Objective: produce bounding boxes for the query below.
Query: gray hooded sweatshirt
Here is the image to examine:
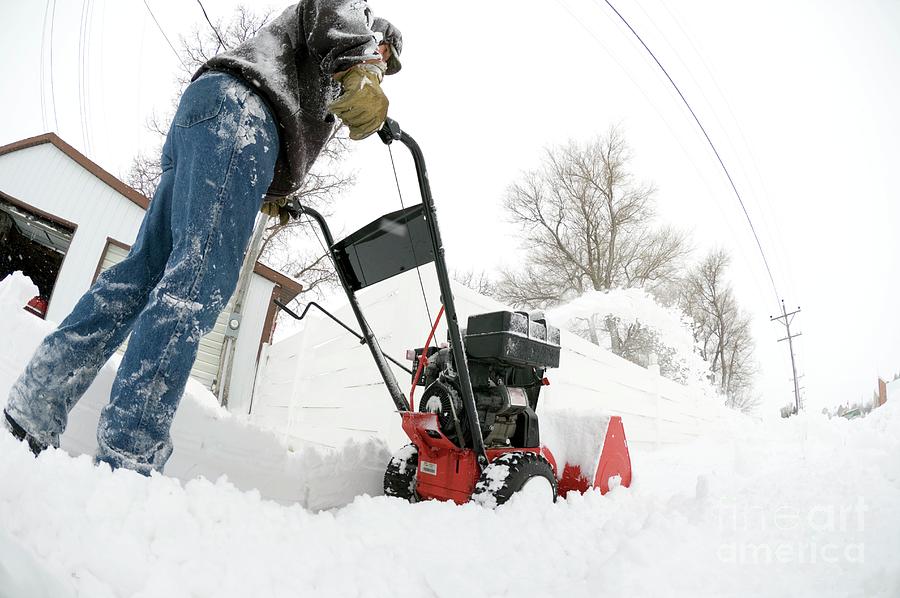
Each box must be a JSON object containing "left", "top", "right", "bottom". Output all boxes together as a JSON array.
[{"left": 194, "top": 0, "right": 380, "bottom": 197}]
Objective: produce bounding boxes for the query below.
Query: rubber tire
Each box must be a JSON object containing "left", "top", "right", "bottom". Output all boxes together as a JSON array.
[
  {"left": 383, "top": 443, "right": 419, "bottom": 502},
  {"left": 472, "top": 451, "right": 558, "bottom": 508}
]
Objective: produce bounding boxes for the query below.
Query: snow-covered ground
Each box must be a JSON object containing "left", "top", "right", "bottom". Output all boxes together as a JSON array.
[
  {"left": 0, "top": 273, "right": 391, "bottom": 511},
  {"left": 1, "top": 274, "right": 899, "bottom": 597}
]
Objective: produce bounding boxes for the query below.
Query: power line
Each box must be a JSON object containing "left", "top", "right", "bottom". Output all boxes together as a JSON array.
[
  {"left": 195, "top": 0, "right": 228, "bottom": 50},
  {"left": 654, "top": 0, "right": 798, "bottom": 301},
  {"left": 633, "top": 0, "right": 792, "bottom": 303},
  {"left": 84, "top": 0, "right": 97, "bottom": 156},
  {"left": 553, "top": 0, "right": 736, "bottom": 229},
  {"left": 39, "top": 0, "right": 50, "bottom": 132},
  {"left": 48, "top": 0, "right": 58, "bottom": 131},
  {"left": 634, "top": 0, "right": 759, "bottom": 198},
  {"left": 78, "top": 0, "right": 90, "bottom": 154},
  {"left": 632, "top": 0, "right": 769, "bottom": 220},
  {"left": 142, "top": 0, "right": 187, "bottom": 69},
  {"left": 77, "top": 0, "right": 99, "bottom": 156},
  {"left": 552, "top": 0, "right": 775, "bottom": 309},
  {"left": 96, "top": 0, "right": 108, "bottom": 158},
  {"left": 601, "top": 0, "right": 781, "bottom": 309}
]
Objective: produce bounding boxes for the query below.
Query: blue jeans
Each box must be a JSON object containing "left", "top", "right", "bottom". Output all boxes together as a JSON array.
[{"left": 5, "top": 71, "right": 279, "bottom": 474}]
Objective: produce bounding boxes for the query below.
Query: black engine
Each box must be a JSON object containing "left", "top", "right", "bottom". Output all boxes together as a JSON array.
[{"left": 411, "top": 311, "right": 560, "bottom": 449}]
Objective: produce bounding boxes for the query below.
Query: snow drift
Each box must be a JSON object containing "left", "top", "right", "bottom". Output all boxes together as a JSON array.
[
  {"left": 548, "top": 287, "right": 713, "bottom": 391},
  {"left": 0, "top": 272, "right": 391, "bottom": 511}
]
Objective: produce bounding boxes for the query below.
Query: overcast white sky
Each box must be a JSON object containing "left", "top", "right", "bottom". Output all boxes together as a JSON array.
[{"left": 1, "top": 0, "right": 898, "bottom": 414}]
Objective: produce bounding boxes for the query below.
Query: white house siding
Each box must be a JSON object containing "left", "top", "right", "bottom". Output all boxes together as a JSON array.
[
  {"left": 0, "top": 143, "right": 144, "bottom": 321},
  {"left": 194, "top": 300, "right": 236, "bottom": 390},
  {"left": 251, "top": 269, "right": 722, "bottom": 453},
  {"left": 888, "top": 378, "right": 900, "bottom": 403}
]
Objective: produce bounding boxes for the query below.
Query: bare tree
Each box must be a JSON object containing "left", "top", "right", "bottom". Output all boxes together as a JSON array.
[
  {"left": 125, "top": 149, "right": 165, "bottom": 199},
  {"left": 174, "top": 5, "right": 275, "bottom": 86},
  {"left": 124, "top": 111, "right": 171, "bottom": 198},
  {"left": 496, "top": 126, "right": 687, "bottom": 308},
  {"left": 452, "top": 269, "right": 499, "bottom": 297},
  {"left": 680, "top": 249, "right": 759, "bottom": 411},
  {"left": 125, "top": 6, "right": 276, "bottom": 198},
  {"left": 257, "top": 137, "right": 353, "bottom": 297},
  {"left": 124, "top": 5, "right": 349, "bottom": 313}
]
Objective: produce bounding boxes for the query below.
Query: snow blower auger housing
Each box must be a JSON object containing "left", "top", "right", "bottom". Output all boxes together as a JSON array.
[{"left": 289, "top": 118, "right": 631, "bottom": 507}]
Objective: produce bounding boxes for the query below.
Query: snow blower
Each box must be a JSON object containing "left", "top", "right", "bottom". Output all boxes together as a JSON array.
[{"left": 285, "top": 118, "right": 632, "bottom": 507}]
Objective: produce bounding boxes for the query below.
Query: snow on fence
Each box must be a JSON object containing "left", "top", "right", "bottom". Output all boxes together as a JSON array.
[{"left": 250, "top": 270, "right": 720, "bottom": 455}]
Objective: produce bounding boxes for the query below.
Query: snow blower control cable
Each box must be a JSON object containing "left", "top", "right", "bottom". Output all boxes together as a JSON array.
[
  {"left": 409, "top": 305, "right": 444, "bottom": 411},
  {"left": 387, "top": 144, "right": 435, "bottom": 330},
  {"left": 386, "top": 142, "right": 446, "bottom": 412}
]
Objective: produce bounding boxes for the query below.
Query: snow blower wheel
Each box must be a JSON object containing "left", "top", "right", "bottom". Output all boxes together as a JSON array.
[
  {"left": 383, "top": 444, "right": 419, "bottom": 502},
  {"left": 472, "top": 452, "right": 557, "bottom": 508}
]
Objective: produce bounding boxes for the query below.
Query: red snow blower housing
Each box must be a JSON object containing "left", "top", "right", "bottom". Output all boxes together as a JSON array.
[{"left": 285, "top": 119, "right": 631, "bottom": 507}]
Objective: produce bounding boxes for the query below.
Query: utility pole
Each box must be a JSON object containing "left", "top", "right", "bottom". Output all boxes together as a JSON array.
[{"left": 771, "top": 300, "right": 802, "bottom": 414}]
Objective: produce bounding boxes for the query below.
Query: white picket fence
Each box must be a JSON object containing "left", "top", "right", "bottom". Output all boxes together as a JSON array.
[{"left": 249, "top": 269, "right": 721, "bottom": 455}]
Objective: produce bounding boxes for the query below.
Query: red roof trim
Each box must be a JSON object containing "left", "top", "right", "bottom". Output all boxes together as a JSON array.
[{"left": 253, "top": 262, "right": 303, "bottom": 299}]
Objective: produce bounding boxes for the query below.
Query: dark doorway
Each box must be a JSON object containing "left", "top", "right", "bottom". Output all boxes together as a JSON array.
[{"left": 0, "top": 194, "right": 76, "bottom": 316}]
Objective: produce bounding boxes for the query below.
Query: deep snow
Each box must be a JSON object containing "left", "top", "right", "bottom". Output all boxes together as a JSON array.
[
  {"left": 0, "top": 272, "right": 391, "bottom": 511},
  {"left": 1, "top": 273, "right": 899, "bottom": 597}
]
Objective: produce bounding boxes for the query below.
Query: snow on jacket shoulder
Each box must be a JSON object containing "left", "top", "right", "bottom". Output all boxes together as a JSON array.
[{"left": 194, "top": 0, "right": 380, "bottom": 197}]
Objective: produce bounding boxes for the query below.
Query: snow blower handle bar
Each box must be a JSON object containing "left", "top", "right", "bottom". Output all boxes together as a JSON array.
[
  {"left": 377, "top": 118, "right": 490, "bottom": 465},
  {"left": 288, "top": 203, "right": 412, "bottom": 413},
  {"left": 272, "top": 299, "right": 413, "bottom": 376}
]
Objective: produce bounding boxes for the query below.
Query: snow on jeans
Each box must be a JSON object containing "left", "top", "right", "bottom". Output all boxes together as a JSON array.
[{"left": 5, "top": 71, "right": 279, "bottom": 474}]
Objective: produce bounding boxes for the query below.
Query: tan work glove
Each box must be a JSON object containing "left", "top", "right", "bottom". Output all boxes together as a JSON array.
[
  {"left": 260, "top": 197, "right": 291, "bottom": 226},
  {"left": 328, "top": 62, "right": 389, "bottom": 140}
]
